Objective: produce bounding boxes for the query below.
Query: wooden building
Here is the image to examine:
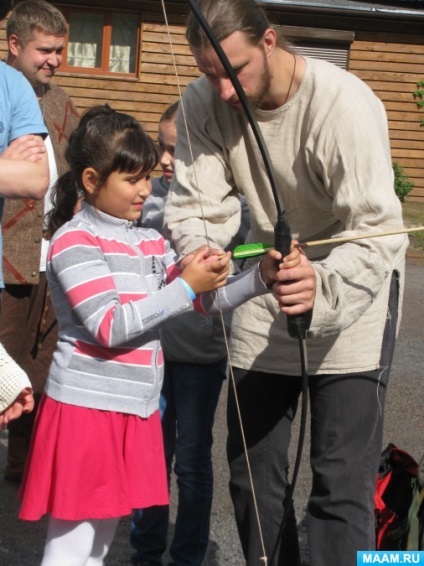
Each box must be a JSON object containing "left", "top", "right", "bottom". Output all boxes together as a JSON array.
[
  {"left": 263, "top": 0, "right": 424, "bottom": 200},
  {"left": 1, "top": 0, "right": 423, "bottom": 199}
]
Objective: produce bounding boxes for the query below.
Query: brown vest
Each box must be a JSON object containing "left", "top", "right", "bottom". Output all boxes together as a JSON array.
[{"left": 2, "top": 83, "right": 79, "bottom": 284}]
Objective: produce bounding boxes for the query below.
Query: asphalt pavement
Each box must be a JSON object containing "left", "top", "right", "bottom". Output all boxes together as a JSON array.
[{"left": 0, "top": 258, "right": 423, "bottom": 566}]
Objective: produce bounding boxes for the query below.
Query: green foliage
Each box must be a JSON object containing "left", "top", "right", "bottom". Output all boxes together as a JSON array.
[
  {"left": 402, "top": 200, "right": 424, "bottom": 255},
  {"left": 393, "top": 162, "right": 414, "bottom": 202},
  {"left": 413, "top": 80, "right": 424, "bottom": 127}
]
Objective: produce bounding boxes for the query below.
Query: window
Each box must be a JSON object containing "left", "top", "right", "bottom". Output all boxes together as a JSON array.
[
  {"left": 61, "top": 9, "right": 141, "bottom": 76},
  {"left": 278, "top": 26, "right": 355, "bottom": 69}
]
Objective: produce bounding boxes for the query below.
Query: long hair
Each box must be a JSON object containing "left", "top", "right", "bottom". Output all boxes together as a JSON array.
[
  {"left": 47, "top": 104, "right": 159, "bottom": 236},
  {"left": 186, "top": 0, "right": 288, "bottom": 49}
]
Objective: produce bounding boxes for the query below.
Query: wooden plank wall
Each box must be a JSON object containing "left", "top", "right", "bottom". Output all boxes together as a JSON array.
[
  {"left": 1, "top": 2, "right": 423, "bottom": 200},
  {"left": 0, "top": 1, "right": 198, "bottom": 141},
  {"left": 54, "top": 1, "right": 199, "bottom": 141},
  {"left": 349, "top": 32, "right": 424, "bottom": 202}
]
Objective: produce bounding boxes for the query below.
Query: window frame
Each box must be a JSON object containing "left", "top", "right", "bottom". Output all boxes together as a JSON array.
[
  {"left": 59, "top": 7, "right": 142, "bottom": 78},
  {"left": 278, "top": 25, "right": 355, "bottom": 69}
]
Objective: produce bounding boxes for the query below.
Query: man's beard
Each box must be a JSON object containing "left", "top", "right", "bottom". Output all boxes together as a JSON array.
[
  {"left": 229, "top": 52, "right": 271, "bottom": 111},
  {"left": 248, "top": 54, "right": 271, "bottom": 110}
]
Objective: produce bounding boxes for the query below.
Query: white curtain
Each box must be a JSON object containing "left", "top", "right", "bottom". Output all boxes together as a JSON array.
[
  {"left": 108, "top": 13, "right": 138, "bottom": 73},
  {"left": 67, "top": 13, "right": 102, "bottom": 69},
  {"left": 67, "top": 11, "right": 139, "bottom": 74}
]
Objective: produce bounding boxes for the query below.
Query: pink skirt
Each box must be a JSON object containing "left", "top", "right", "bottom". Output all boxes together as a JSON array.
[{"left": 19, "top": 395, "right": 169, "bottom": 521}]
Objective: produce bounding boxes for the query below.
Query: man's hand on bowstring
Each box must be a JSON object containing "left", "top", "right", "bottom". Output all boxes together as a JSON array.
[
  {"left": 272, "top": 246, "right": 316, "bottom": 316},
  {"left": 180, "top": 245, "right": 231, "bottom": 294}
]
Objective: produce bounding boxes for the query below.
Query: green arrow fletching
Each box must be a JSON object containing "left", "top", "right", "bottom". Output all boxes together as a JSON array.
[{"left": 233, "top": 243, "right": 273, "bottom": 259}]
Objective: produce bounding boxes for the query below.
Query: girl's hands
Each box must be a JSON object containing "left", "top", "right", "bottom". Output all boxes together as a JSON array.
[
  {"left": 181, "top": 245, "right": 231, "bottom": 294},
  {"left": 0, "top": 388, "right": 34, "bottom": 429}
]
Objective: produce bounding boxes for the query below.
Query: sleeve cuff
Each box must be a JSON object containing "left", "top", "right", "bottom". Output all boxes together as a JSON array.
[{"left": 178, "top": 277, "right": 196, "bottom": 300}]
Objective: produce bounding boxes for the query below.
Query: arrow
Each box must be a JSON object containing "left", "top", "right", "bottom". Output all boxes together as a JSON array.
[{"left": 233, "top": 226, "right": 424, "bottom": 259}]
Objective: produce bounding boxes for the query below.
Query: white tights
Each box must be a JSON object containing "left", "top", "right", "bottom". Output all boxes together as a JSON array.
[{"left": 41, "top": 516, "right": 120, "bottom": 566}]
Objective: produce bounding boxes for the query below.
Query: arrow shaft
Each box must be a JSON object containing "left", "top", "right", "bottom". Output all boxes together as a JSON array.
[{"left": 297, "top": 226, "right": 424, "bottom": 248}]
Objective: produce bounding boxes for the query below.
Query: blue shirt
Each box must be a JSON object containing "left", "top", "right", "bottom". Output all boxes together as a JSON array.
[{"left": 0, "top": 62, "right": 48, "bottom": 286}]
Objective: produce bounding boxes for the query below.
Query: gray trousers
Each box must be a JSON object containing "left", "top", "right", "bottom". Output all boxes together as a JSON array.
[{"left": 227, "top": 273, "right": 399, "bottom": 566}]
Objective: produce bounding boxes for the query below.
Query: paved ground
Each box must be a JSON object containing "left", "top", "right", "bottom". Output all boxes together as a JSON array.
[{"left": 0, "top": 257, "right": 423, "bottom": 565}]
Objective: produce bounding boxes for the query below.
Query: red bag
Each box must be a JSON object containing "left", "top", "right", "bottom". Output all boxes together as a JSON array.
[{"left": 375, "top": 443, "right": 419, "bottom": 550}]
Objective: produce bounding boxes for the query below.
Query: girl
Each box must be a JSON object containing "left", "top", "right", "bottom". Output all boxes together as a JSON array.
[{"left": 18, "top": 105, "right": 297, "bottom": 566}]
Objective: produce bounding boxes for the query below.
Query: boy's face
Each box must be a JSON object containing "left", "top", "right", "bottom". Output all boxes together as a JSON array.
[
  {"left": 158, "top": 119, "right": 177, "bottom": 184},
  {"left": 8, "top": 29, "right": 65, "bottom": 92}
]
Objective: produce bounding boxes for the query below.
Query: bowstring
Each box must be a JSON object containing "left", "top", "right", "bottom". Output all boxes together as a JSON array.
[{"left": 160, "top": 2, "right": 268, "bottom": 563}]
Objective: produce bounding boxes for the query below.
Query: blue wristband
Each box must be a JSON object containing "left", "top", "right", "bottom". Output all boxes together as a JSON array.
[{"left": 179, "top": 277, "right": 196, "bottom": 300}]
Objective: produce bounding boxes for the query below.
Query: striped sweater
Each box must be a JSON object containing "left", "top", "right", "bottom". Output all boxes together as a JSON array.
[{"left": 45, "top": 202, "right": 268, "bottom": 418}]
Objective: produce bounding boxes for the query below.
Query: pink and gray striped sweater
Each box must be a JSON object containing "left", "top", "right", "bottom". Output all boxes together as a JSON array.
[{"left": 45, "top": 202, "right": 269, "bottom": 418}]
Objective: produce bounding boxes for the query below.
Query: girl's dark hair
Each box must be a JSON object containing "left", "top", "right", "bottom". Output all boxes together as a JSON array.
[{"left": 47, "top": 104, "right": 159, "bottom": 236}]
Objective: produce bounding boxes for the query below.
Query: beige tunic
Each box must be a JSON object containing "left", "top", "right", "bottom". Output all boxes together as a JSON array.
[{"left": 165, "top": 57, "right": 408, "bottom": 375}]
